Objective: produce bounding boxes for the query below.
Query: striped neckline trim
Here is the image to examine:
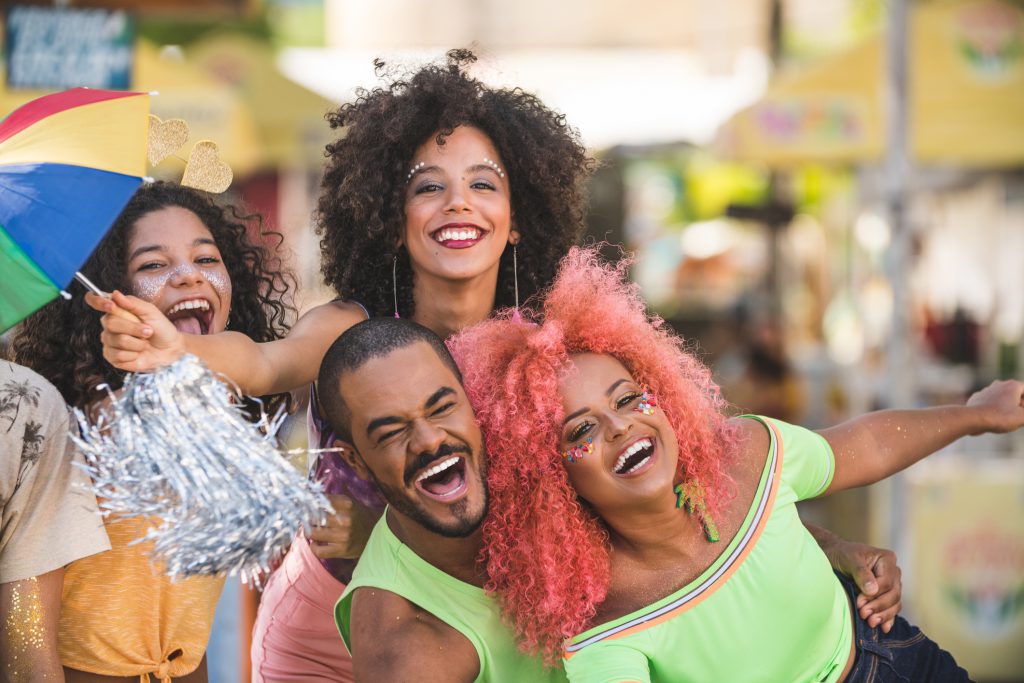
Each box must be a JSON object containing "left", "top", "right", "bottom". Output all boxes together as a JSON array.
[{"left": 565, "top": 419, "right": 783, "bottom": 655}]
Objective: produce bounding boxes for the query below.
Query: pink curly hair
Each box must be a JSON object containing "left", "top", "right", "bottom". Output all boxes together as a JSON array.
[{"left": 448, "top": 246, "right": 739, "bottom": 665}]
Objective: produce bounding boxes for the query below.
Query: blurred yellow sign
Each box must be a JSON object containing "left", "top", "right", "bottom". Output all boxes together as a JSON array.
[
  {"left": 718, "top": 0, "right": 1024, "bottom": 167},
  {"left": 134, "top": 40, "right": 261, "bottom": 177},
  {"left": 189, "top": 34, "right": 336, "bottom": 169},
  {"left": 907, "top": 458, "right": 1024, "bottom": 681}
]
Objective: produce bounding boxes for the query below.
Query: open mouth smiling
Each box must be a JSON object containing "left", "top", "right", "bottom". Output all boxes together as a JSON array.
[
  {"left": 431, "top": 224, "right": 487, "bottom": 249},
  {"left": 414, "top": 455, "right": 469, "bottom": 501},
  {"left": 612, "top": 437, "right": 656, "bottom": 476},
  {"left": 166, "top": 298, "right": 215, "bottom": 335}
]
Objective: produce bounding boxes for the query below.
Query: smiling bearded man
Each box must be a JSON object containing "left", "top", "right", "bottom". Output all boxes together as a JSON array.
[{"left": 317, "top": 317, "right": 564, "bottom": 683}]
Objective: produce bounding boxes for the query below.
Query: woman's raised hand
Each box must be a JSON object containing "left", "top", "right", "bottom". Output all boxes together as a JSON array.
[
  {"left": 85, "top": 291, "right": 187, "bottom": 372},
  {"left": 965, "top": 379, "right": 1024, "bottom": 434}
]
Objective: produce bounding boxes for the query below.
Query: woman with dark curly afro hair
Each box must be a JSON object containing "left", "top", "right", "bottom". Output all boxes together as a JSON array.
[
  {"left": 12, "top": 180, "right": 294, "bottom": 683},
  {"left": 91, "top": 49, "right": 590, "bottom": 384},
  {"left": 87, "top": 49, "right": 593, "bottom": 682}
]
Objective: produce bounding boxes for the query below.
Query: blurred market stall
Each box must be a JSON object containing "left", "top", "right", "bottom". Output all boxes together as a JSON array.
[{"left": 710, "top": 3, "right": 1024, "bottom": 677}]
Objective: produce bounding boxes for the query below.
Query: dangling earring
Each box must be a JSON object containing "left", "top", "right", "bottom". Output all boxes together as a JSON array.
[
  {"left": 508, "top": 243, "right": 523, "bottom": 322},
  {"left": 392, "top": 255, "right": 400, "bottom": 318},
  {"left": 512, "top": 244, "right": 520, "bottom": 312}
]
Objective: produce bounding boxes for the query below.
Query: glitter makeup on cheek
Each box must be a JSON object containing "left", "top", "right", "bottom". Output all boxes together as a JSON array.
[
  {"left": 3, "top": 577, "right": 56, "bottom": 682},
  {"left": 131, "top": 270, "right": 171, "bottom": 302},
  {"left": 132, "top": 262, "right": 228, "bottom": 304},
  {"left": 201, "top": 268, "right": 230, "bottom": 296},
  {"left": 562, "top": 436, "right": 594, "bottom": 463},
  {"left": 635, "top": 386, "right": 658, "bottom": 415}
]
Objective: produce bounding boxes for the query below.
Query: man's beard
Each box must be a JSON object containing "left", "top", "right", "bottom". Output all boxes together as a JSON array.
[{"left": 370, "top": 439, "right": 489, "bottom": 538}]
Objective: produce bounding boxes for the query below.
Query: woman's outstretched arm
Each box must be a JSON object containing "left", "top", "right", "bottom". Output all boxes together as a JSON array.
[
  {"left": 819, "top": 379, "right": 1024, "bottom": 494},
  {"left": 87, "top": 291, "right": 367, "bottom": 396}
]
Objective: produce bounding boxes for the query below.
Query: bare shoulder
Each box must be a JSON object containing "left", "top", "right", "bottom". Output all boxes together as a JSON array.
[
  {"left": 290, "top": 300, "right": 368, "bottom": 342},
  {"left": 306, "top": 299, "right": 369, "bottom": 327},
  {"left": 350, "top": 587, "right": 480, "bottom": 683},
  {"left": 327, "top": 299, "right": 372, "bottom": 322},
  {"left": 726, "top": 416, "right": 772, "bottom": 482}
]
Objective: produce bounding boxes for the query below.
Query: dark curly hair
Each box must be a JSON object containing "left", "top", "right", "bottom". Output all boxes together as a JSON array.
[
  {"left": 317, "top": 48, "right": 594, "bottom": 318},
  {"left": 12, "top": 181, "right": 295, "bottom": 421}
]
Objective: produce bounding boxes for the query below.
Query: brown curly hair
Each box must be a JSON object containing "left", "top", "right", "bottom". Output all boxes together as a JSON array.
[
  {"left": 11, "top": 181, "right": 295, "bottom": 421},
  {"left": 316, "top": 48, "right": 594, "bottom": 318}
]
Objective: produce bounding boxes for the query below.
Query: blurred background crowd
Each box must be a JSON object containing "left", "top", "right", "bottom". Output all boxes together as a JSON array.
[{"left": 2, "top": 0, "right": 1022, "bottom": 680}]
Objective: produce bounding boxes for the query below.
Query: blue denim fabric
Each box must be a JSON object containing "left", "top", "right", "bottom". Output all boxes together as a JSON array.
[{"left": 836, "top": 571, "right": 974, "bottom": 683}]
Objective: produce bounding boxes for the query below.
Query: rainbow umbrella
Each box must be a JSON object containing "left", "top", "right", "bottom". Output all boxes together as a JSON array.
[{"left": 0, "top": 88, "right": 149, "bottom": 332}]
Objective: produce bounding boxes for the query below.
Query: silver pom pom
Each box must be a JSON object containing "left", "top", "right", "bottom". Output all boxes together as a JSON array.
[{"left": 72, "top": 355, "right": 332, "bottom": 584}]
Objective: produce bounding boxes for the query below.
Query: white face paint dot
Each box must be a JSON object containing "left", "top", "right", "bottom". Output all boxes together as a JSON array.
[
  {"left": 406, "top": 161, "right": 426, "bottom": 182},
  {"left": 482, "top": 157, "right": 505, "bottom": 178}
]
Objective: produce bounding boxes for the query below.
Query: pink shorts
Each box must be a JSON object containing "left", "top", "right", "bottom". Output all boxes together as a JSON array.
[{"left": 251, "top": 535, "right": 354, "bottom": 682}]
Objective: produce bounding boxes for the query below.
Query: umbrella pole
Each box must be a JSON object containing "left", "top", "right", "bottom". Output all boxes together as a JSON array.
[{"left": 874, "top": 0, "right": 912, "bottom": 557}]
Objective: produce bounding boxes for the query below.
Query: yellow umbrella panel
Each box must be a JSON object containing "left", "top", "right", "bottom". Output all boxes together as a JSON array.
[{"left": 1, "top": 40, "right": 262, "bottom": 178}]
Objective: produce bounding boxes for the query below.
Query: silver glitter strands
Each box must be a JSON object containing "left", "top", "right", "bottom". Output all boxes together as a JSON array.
[{"left": 72, "top": 355, "right": 332, "bottom": 584}]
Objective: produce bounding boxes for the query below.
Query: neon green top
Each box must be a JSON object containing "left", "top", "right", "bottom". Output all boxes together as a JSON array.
[
  {"left": 336, "top": 513, "right": 567, "bottom": 683},
  {"left": 563, "top": 416, "right": 851, "bottom": 683}
]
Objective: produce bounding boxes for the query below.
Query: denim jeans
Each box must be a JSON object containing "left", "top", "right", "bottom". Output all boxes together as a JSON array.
[{"left": 836, "top": 572, "right": 974, "bottom": 683}]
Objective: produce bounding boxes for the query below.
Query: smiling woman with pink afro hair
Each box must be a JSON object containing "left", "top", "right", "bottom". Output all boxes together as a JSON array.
[{"left": 448, "top": 246, "right": 739, "bottom": 665}]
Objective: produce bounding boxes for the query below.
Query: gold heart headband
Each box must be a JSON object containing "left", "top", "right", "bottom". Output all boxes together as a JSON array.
[{"left": 147, "top": 114, "right": 233, "bottom": 194}]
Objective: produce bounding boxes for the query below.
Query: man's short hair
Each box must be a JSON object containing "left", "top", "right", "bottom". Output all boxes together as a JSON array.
[{"left": 318, "top": 318, "right": 463, "bottom": 443}]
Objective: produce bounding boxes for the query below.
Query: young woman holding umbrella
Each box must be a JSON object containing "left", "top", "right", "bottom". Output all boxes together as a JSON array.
[{"left": 13, "top": 180, "right": 294, "bottom": 683}]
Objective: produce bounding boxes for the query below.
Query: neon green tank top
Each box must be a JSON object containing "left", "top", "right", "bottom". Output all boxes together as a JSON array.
[
  {"left": 563, "top": 416, "right": 851, "bottom": 683},
  {"left": 336, "top": 513, "right": 567, "bottom": 683}
]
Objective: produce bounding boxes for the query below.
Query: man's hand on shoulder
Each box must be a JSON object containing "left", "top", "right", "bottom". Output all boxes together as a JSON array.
[{"left": 350, "top": 587, "right": 480, "bottom": 683}]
